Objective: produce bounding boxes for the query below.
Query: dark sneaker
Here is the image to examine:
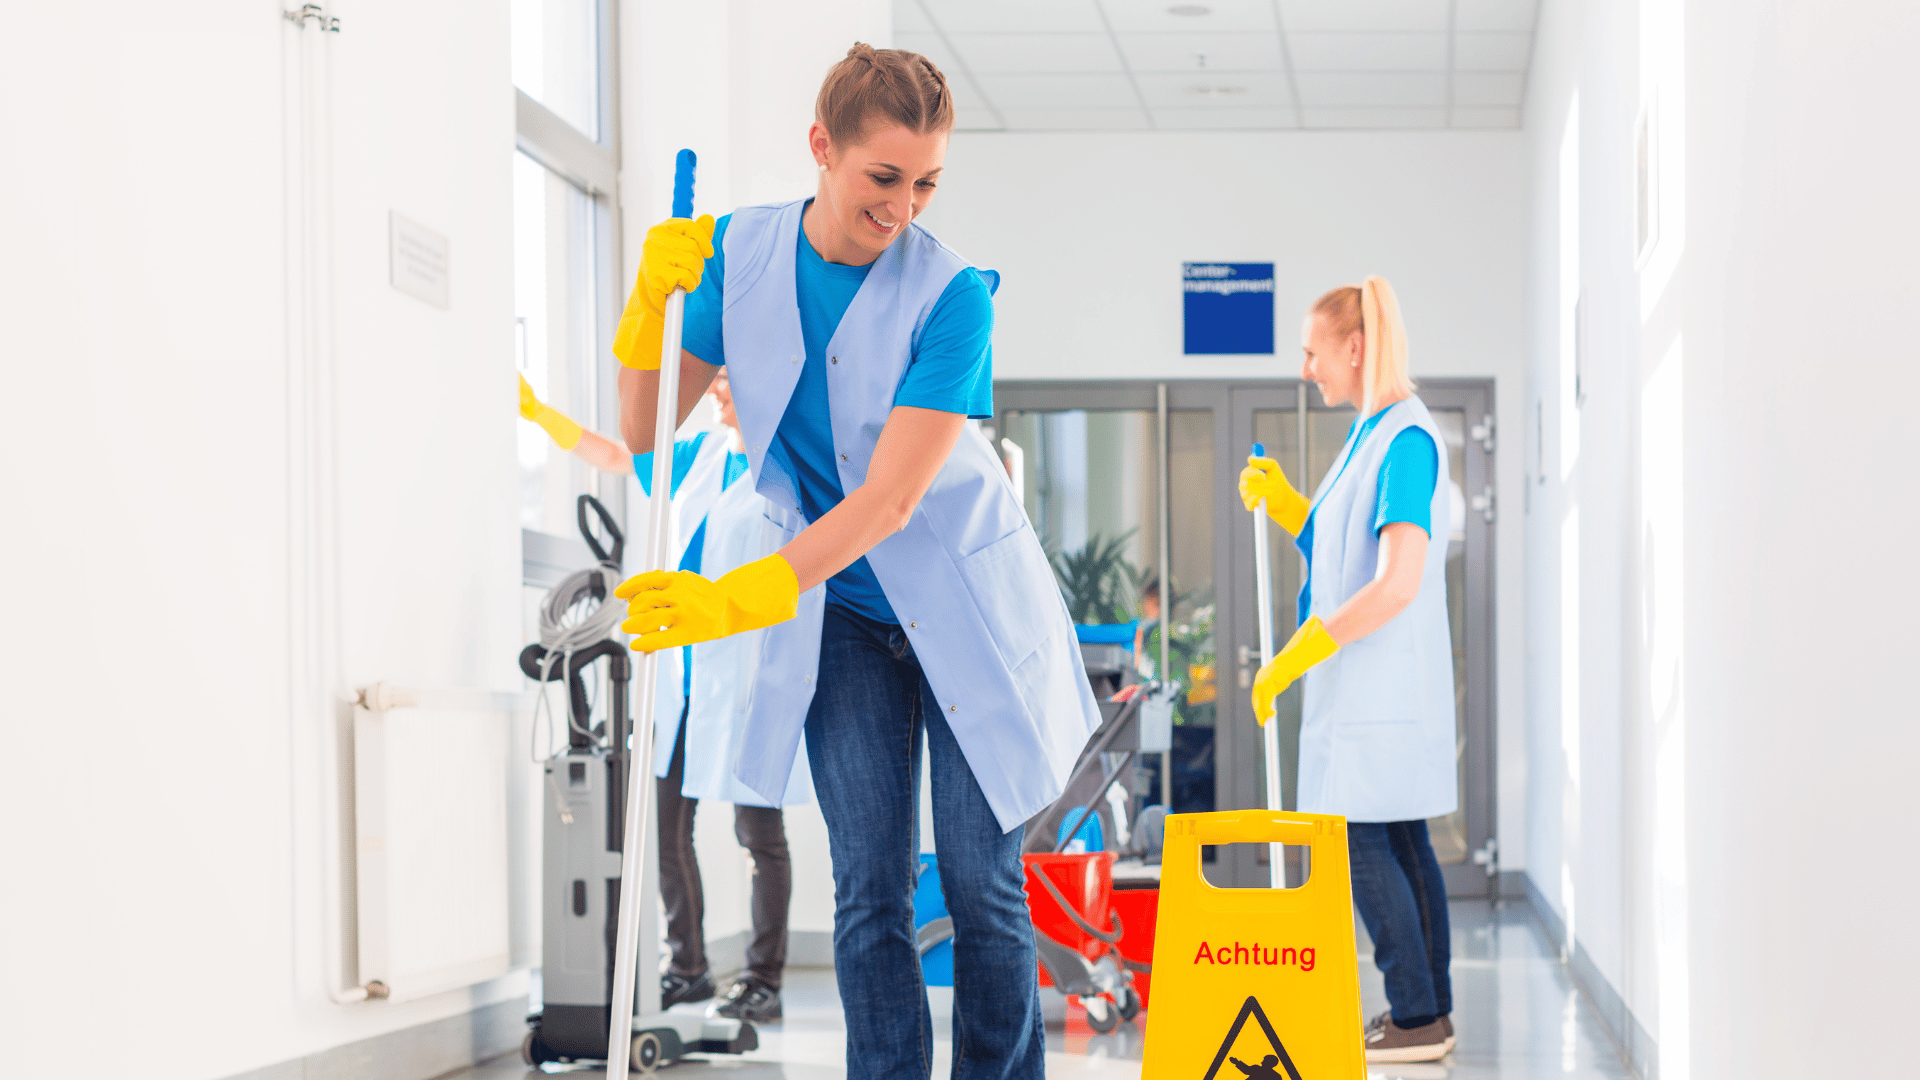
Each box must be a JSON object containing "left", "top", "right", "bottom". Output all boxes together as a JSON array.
[
  {"left": 661, "top": 969, "right": 714, "bottom": 1009},
  {"left": 1364, "top": 1014, "right": 1451, "bottom": 1062},
  {"left": 712, "top": 975, "right": 782, "bottom": 1023}
]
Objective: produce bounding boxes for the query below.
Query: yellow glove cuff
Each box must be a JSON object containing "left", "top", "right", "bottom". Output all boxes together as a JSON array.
[
  {"left": 1265, "top": 487, "right": 1311, "bottom": 536},
  {"left": 519, "top": 374, "right": 585, "bottom": 449},
  {"left": 611, "top": 305, "right": 665, "bottom": 370},
  {"left": 1251, "top": 616, "right": 1340, "bottom": 726},
  {"left": 531, "top": 403, "right": 584, "bottom": 450},
  {"left": 714, "top": 554, "right": 800, "bottom": 637}
]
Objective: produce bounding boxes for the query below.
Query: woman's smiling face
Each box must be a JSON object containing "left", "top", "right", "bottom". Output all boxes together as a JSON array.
[{"left": 808, "top": 120, "right": 947, "bottom": 265}]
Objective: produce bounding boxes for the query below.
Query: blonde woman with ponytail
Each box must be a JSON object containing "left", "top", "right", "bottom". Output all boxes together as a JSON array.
[{"left": 1239, "top": 276, "right": 1459, "bottom": 1063}]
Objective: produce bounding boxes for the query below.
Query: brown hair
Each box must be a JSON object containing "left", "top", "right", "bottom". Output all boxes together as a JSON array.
[
  {"left": 1310, "top": 276, "right": 1413, "bottom": 411},
  {"left": 815, "top": 42, "right": 954, "bottom": 146}
]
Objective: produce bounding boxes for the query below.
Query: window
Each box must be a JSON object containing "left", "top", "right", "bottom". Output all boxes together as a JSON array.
[{"left": 511, "top": 0, "right": 622, "bottom": 581}]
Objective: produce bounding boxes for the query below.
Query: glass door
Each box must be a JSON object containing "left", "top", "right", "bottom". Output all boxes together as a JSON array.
[{"left": 994, "top": 380, "right": 1495, "bottom": 896}]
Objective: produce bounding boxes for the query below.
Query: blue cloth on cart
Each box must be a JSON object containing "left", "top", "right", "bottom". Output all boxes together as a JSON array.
[
  {"left": 1055, "top": 807, "right": 1106, "bottom": 853},
  {"left": 1074, "top": 621, "right": 1138, "bottom": 646}
]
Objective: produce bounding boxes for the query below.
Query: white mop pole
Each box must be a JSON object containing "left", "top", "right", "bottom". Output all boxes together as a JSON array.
[
  {"left": 606, "top": 149, "right": 697, "bottom": 1076},
  {"left": 1251, "top": 442, "right": 1284, "bottom": 887}
]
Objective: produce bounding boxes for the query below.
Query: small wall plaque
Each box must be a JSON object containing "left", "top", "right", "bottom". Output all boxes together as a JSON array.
[{"left": 390, "top": 212, "right": 449, "bottom": 309}]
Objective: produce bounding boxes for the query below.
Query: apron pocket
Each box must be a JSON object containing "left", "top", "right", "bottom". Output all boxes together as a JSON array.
[{"left": 955, "top": 526, "right": 1057, "bottom": 670}]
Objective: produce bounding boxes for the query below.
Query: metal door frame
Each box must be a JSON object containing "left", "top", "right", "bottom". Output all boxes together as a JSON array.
[{"left": 993, "top": 378, "right": 1496, "bottom": 896}]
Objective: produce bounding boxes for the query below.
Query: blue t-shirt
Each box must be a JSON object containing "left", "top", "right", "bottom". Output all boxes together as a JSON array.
[
  {"left": 679, "top": 207, "right": 995, "bottom": 624},
  {"left": 1294, "top": 409, "right": 1439, "bottom": 624},
  {"left": 635, "top": 431, "right": 751, "bottom": 692}
]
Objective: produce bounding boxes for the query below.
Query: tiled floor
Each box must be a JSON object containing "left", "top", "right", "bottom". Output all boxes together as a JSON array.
[{"left": 453, "top": 901, "right": 1632, "bottom": 1080}]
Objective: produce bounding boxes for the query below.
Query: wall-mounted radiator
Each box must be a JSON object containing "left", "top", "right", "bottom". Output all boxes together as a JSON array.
[{"left": 352, "top": 684, "right": 514, "bottom": 1002}]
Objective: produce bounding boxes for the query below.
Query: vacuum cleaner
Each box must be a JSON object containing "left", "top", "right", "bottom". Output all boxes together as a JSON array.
[{"left": 517, "top": 494, "right": 757, "bottom": 1072}]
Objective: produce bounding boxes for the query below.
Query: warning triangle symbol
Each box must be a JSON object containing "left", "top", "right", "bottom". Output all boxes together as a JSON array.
[{"left": 1200, "top": 996, "right": 1304, "bottom": 1080}]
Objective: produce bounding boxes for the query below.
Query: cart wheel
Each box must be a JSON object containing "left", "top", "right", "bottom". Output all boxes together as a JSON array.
[
  {"left": 1117, "top": 986, "right": 1141, "bottom": 1022},
  {"left": 1084, "top": 995, "right": 1121, "bottom": 1034},
  {"left": 630, "top": 1031, "right": 664, "bottom": 1074},
  {"left": 521, "top": 1031, "right": 556, "bottom": 1066}
]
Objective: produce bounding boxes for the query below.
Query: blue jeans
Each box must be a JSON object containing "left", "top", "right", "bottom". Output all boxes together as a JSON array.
[
  {"left": 804, "top": 604, "right": 1046, "bottom": 1080},
  {"left": 1348, "top": 820, "right": 1452, "bottom": 1026}
]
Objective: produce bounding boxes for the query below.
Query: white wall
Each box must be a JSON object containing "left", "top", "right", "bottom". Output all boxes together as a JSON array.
[
  {"left": 1522, "top": 1, "right": 1920, "bottom": 1076},
  {"left": 928, "top": 129, "right": 1534, "bottom": 864},
  {"left": 0, "top": 2, "right": 526, "bottom": 1078}
]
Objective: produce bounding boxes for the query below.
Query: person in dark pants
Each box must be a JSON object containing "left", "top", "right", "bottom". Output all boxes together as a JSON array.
[
  {"left": 657, "top": 704, "right": 793, "bottom": 1019},
  {"left": 1242, "top": 277, "right": 1459, "bottom": 1062},
  {"left": 524, "top": 370, "right": 807, "bottom": 1021}
]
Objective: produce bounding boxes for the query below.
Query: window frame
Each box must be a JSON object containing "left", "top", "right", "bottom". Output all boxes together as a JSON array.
[{"left": 514, "top": 0, "right": 625, "bottom": 586}]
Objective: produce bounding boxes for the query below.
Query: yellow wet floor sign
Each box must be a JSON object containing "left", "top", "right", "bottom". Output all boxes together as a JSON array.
[{"left": 1140, "top": 810, "right": 1365, "bottom": 1079}]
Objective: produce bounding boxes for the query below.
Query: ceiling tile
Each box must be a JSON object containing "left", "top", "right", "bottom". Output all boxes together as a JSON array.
[
  {"left": 1452, "top": 71, "right": 1524, "bottom": 106},
  {"left": 1294, "top": 71, "right": 1445, "bottom": 106},
  {"left": 894, "top": 33, "right": 993, "bottom": 112},
  {"left": 920, "top": 0, "right": 1106, "bottom": 34},
  {"left": 948, "top": 33, "right": 1124, "bottom": 74},
  {"left": 997, "top": 107, "right": 1152, "bottom": 131},
  {"left": 1450, "top": 105, "right": 1522, "bottom": 128},
  {"left": 893, "top": 0, "right": 934, "bottom": 35},
  {"left": 1454, "top": 31, "right": 1532, "bottom": 71},
  {"left": 1133, "top": 71, "right": 1293, "bottom": 108},
  {"left": 1455, "top": 0, "right": 1538, "bottom": 32},
  {"left": 1098, "top": 0, "right": 1278, "bottom": 33},
  {"left": 1288, "top": 32, "right": 1447, "bottom": 71},
  {"left": 970, "top": 72, "right": 1142, "bottom": 109},
  {"left": 954, "top": 106, "right": 1007, "bottom": 131},
  {"left": 1300, "top": 105, "right": 1446, "bottom": 128},
  {"left": 894, "top": 32, "right": 965, "bottom": 76},
  {"left": 1279, "top": 0, "right": 1450, "bottom": 33},
  {"left": 1151, "top": 106, "right": 1299, "bottom": 129},
  {"left": 1114, "top": 32, "right": 1284, "bottom": 72}
]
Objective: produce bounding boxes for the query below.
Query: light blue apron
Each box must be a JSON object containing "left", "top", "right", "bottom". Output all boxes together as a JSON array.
[
  {"left": 1296, "top": 396, "right": 1458, "bottom": 823},
  {"left": 641, "top": 432, "right": 812, "bottom": 807},
  {"left": 717, "top": 198, "right": 1100, "bottom": 831}
]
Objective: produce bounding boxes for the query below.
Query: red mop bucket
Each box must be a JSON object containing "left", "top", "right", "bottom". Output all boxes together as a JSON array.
[{"left": 1024, "top": 851, "right": 1117, "bottom": 978}]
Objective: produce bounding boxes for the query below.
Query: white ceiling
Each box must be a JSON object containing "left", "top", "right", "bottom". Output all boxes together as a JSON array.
[{"left": 896, "top": 0, "right": 1538, "bottom": 132}]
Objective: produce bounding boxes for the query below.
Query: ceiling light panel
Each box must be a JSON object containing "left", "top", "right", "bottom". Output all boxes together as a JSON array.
[
  {"left": 1114, "top": 32, "right": 1285, "bottom": 72},
  {"left": 919, "top": 0, "right": 1106, "bottom": 34},
  {"left": 969, "top": 72, "right": 1142, "bottom": 110},
  {"left": 1293, "top": 71, "right": 1446, "bottom": 106},
  {"left": 1455, "top": 0, "right": 1539, "bottom": 31},
  {"left": 1131, "top": 71, "right": 1294, "bottom": 107},
  {"left": 1278, "top": 0, "right": 1450, "bottom": 33},
  {"left": 1097, "top": 0, "right": 1278, "bottom": 33},
  {"left": 1453, "top": 31, "right": 1533, "bottom": 71},
  {"left": 1287, "top": 32, "right": 1448, "bottom": 71},
  {"left": 947, "top": 33, "right": 1125, "bottom": 74}
]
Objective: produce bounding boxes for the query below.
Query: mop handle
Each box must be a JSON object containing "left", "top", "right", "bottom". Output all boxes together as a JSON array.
[
  {"left": 1250, "top": 442, "right": 1285, "bottom": 886},
  {"left": 607, "top": 149, "right": 697, "bottom": 1078}
]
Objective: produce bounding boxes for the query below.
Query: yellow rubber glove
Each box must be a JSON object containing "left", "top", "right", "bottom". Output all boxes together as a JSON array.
[
  {"left": 611, "top": 214, "right": 717, "bottom": 370},
  {"left": 518, "top": 374, "right": 584, "bottom": 450},
  {"left": 1250, "top": 616, "right": 1340, "bottom": 726},
  {"left": 1239, "top": 456, "right": 1311, "bottom": 536},
  {"left": 616, "top": 553, "right": 799, "bottom": 652}
]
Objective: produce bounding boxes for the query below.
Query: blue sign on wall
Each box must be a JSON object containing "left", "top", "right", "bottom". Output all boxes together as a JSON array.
[{"left": 1184, "top": 262, "right": 1275, "bottom": 354}]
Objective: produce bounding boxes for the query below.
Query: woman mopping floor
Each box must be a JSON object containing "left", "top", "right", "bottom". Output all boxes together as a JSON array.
[
  {"left": 611, "top": 44, "right": 1099, "bottom": 1080},
  {"left": 1242, "top": 277, "right": 1460, "bottom": 1063}
]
